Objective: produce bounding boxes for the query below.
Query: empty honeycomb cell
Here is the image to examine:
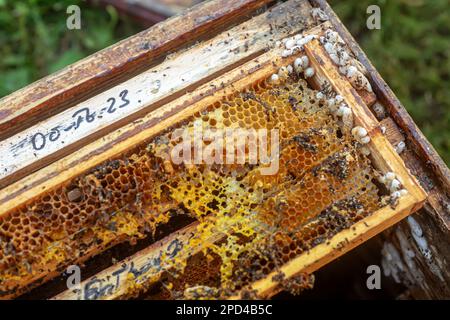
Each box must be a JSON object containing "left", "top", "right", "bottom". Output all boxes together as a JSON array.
[{"left": 0, "top": 69, "right": 385, "bottom": 299}]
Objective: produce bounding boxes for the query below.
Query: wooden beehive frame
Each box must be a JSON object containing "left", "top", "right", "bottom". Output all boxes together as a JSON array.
[
  {"left": 3, "top": 0, "right": 443, "bottom": 300},
  {"left": 49, "top": 24, "right": 426, "bottom": 300}
]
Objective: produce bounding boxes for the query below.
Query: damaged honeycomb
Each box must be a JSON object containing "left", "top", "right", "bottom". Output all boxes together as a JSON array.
[{"left": 0, "top": 70, "right": 384, "bottom": 299}]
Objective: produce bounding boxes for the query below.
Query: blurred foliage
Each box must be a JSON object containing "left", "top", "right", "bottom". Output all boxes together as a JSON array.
[
  {"left": 0, "top": 0, "right": 141, "bottom": 95},
  {"left": 0, "top": 0, "right": 448, "bottom": 164},
  {"left": 329, "top": 0, "right": 450, "bottom": 164}
]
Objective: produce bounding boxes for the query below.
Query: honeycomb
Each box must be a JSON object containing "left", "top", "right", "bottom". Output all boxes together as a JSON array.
[{"left": 0, "top": 68, "right": 384, "bottom": 299}]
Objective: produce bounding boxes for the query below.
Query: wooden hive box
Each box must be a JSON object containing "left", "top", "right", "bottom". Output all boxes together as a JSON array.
[{"left": 0, "top": 0, "right": 447, "bottom": 300}]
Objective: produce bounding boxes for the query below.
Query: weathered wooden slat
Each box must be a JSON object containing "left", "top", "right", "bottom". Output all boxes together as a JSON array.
[
  {"left": 0, "top": 0, "right": 274, "bottom": 139},
  {"left": 52, "top": 222, "right": 208, "bottom": 300},
  {"left": 0, "top": 0, "right": 314, "bottom": 189}
]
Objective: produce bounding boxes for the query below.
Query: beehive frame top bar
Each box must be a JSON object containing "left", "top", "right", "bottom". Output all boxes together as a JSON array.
[{"left": 0, "top": 0, "right": 274, "bottom": 137}]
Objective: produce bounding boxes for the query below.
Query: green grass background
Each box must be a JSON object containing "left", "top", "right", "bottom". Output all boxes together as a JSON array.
[{"left": 0, "top": 0, "right": 448, "bottom": 164}]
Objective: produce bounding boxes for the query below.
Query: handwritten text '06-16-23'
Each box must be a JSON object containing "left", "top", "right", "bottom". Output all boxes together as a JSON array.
[{"left": 29, "top": 89, "right": 130, "bottom": 151}]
